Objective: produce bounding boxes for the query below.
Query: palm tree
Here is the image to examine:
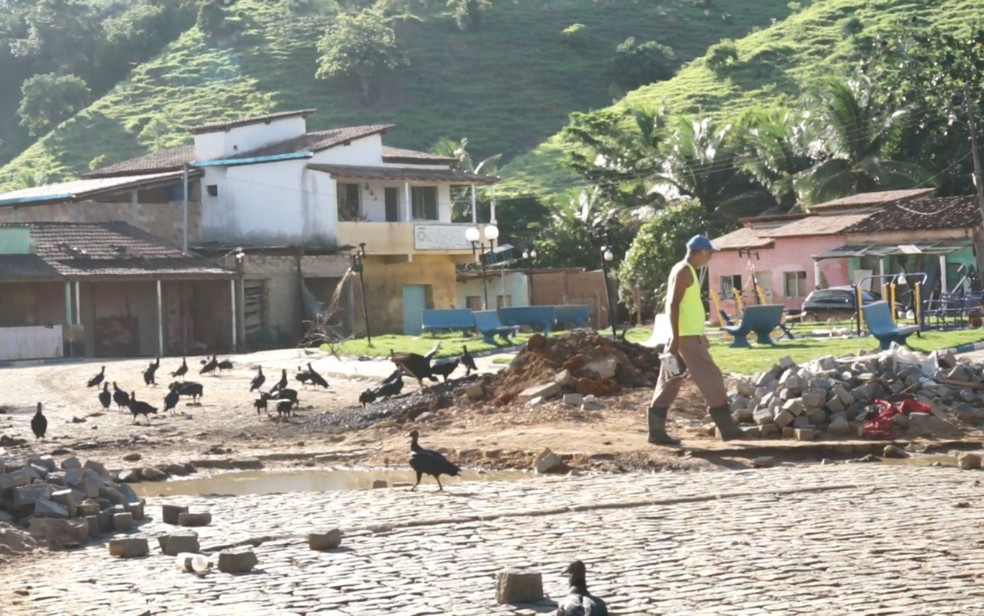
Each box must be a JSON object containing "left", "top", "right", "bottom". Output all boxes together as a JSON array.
[
  {"left": 735, "top": 106, "right": 816, "bottom": 212},
  {"left": 430, "top": 137, "right": 501, "bottom": 221},
  {"left": 797, "top": 76, "right": 929, "bottom": 205}
]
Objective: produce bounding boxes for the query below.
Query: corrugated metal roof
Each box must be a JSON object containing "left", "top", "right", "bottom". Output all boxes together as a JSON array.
[
  {"left": 762, "top": 213, "right": 873, "bottom": 237},
  {"left": 711, "top": 227, "right": 774, "bottom": 250},
  {"left": 307, "top": 163, "right": 499, "bottom": 185},
  {"left": 809, "top": 188, "right": 935, "bottom": 211},
  {"left": 844, "top": 195, "right": 981, "bottom": 233},
  {"left": 83, "top": 145, "right": 195, "bottom": 178},
  {"left": 189, "top": 108, "right": 317, "bottom": 135},
  {"left": 0, "top": 171, "right": 190, "bottom": 206},
  {"left": 0, "top": 254, "right": 62, "bottom": 280}
]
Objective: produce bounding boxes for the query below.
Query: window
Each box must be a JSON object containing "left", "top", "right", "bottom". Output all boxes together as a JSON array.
[
  {"left": 784, "top": 271, "right": 808, "bottom": 298},
  {"left": 721, "top": 274, "right": 742, "bottom": 299},
  {"left": 337, "top": 183, "right": 360, "bottom": 221},
  {"left": 465, "top": 295, "right": 482, "bottom": 310},
  {"left": 411, "top": 186, "right": 438, "bottom": 220},
  {"left": 496, "top": 295, "right": 512, "bottom": 309},
  {"left": 243, "top": 280, "right": 267, "bottom": 335}
]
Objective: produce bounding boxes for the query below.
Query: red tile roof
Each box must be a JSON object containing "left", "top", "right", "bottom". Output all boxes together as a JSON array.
[
  {"left": 844, "top": 195, "right": 982, "bottom": 233},
  {"left": 762, "top": 213, "right": 873, "bottom": 237},
  {"left": 710, "top": 227, "right": 774, "bottom": 250},
  {"left": 229, "top": 125, "right": 393, "bottom": 159},
  {"left": 188, "top": 109, "right": 317, "bottom": 135},
  {"left": 83, "top": 145, "right": 194, "bottom": 178},
  {"left": 809, "top": 188, "right": 935, "bottom": 211},
  {"left": 307, "top": 163, "right": 498, "bottom": 184},
  {"left": 382, "top": 146, "right": 456, "bottom": 165}
]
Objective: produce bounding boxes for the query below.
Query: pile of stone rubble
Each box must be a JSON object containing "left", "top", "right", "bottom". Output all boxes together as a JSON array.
[
  {"left": 0, "top": 453, "right": 145, "bottom": 550},
  {"left": 728, "top": 347, "right": 981, "bottom": 440}
]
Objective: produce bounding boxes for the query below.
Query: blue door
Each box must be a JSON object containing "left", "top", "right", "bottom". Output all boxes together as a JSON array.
[{"left": 402, "top": 285, "right": 427, "bottom": 335}]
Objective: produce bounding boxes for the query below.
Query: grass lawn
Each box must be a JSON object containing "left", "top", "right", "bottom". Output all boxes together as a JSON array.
[{"left": 329, "top": 323, "right": 984, "bottom": 376}]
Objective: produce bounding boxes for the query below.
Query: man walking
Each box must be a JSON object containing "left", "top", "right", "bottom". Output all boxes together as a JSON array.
[{"left": 647, "top": 234, "right": 742, "bottom": 444}]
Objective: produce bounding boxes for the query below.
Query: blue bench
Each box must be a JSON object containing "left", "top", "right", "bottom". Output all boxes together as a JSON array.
[
  {"left": 499, "top": 306, "right": 556, "bottom": 334},
  {"left": 722, "top": 304, "right": 785, "bottom": 348},
  {"left": 554, "top": 304, "right": 591, "bottom": 329},
  {"left": 421, "top": 309, "right": 474, "bottom": 335},
  {"left": 472, "top": 310, "right": 521, "bottom": 344},
  {"left": 864, "top": 301, "right": 918, "bottom": 349}
]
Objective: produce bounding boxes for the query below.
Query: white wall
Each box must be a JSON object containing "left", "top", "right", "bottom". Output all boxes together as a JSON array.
[
  {"left": 194, "top": 117, "right": 308, "bottom": 160},
  {"left": 457, "top": 272, "right": 529, "bottom": 308},
  {"left": 200, "top": 159, "right": 337, "bottom": 244},
  {"left": 312, "top": 134, "right": 384, "bottom": 165}
]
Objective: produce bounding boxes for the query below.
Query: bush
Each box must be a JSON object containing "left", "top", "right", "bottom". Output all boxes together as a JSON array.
[
  {"left": 613, "top": 37, "right": 677, "bottom": 89},
  {"left": 705, "top": 39, "right": 739, "bottom": 72}
]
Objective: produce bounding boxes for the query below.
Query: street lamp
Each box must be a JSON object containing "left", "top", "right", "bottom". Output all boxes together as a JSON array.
[
  {"left": 466, "top": 224, "right": 499, "bottom": 310},
  {"left": 600, "top": 244, "right": 617, "bottom": 339},
  {"left": 522, "top": 247, "right": 538, "bottom": 306},
  {"left": 351, "top": 242, "right": 372, "bottom": 346}
]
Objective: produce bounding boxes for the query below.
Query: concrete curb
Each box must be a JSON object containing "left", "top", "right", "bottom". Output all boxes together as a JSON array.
[{"left": 950, "top": 340, "right": 984, "bottom": 355}]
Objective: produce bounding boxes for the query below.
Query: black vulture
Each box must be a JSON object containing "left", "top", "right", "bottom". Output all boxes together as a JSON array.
[
  {"left": 295, "top": 366, "right": 314, "bottom": 389},
  {"left": 217, "top": 358, "right": 234, "bottom": 373},
  {"left": 200, "top": 355, "right": 218, "bottom": 375},
  {"left": 430, "top": 358, "right": 460, "bottom": 382},
  {"left": 98, "top": 382, "right": 111, "bottom": 411},
  {"left": 408, "top": 430, "right": 460, "bottom": 491},
  {"left": 171, "top": 357, "right": 188, "bottom": 379},
  {"left": 275, "top": 388, "right": 298, "bottom": 408},
  {"left": 250, "top": 367, "right": 265, "bottom": 392},
  {"left": 163, "top": 388, "right": 180, "bottom": 415},
  {"left": 374, "top": 374, "right": 404, "bottom": 399},
  {"left": 128, "top": 392, "right": 158, "bottom": 424},
  {"left": 87, "top": 366, "right": 105, "bottom": 388},
  {"left": 112, "top": 382, "right": 130, "bottom": 412},
  {"left": 254, "top": 393, "right": 270, "bottom": 415},
  {"left": 169, "top": 381, "right": 203, "bottom": 404},
  {"left": 31, "top": 402, "right": 47, "bottom": 440},
  {"left": 390, "top": 342, "right": 440, "bottom": 389},
  {"left": 143, "top": 356, "right": 160, "bottom": 385},
  {"left": 276, "top": 399, "right": 293, "bottom": 418},
  {"left": 270, "top": 369, "right": 288, "bottom": 393},
  {"left": 307, "top": 363, "right": 329, "bottom": 389},
  {"left": 555, "top": 560, "right": 608, "bottom": 616},
  {"left": 460, "top": 345, "right": 478, "bottom": 375}
]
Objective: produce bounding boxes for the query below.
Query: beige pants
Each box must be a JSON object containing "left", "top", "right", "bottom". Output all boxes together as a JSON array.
[{"left": 651, "top": 335, "right": 727, "bottom": 409}]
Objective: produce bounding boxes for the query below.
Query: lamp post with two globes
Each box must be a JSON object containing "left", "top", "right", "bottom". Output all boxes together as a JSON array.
[
  {"left": 522, "top": 247, "right": 537, "bottom": 305},
  {"left": 465, "top": 224, "right": 499, "bottom": 310},
  {"left": 600, "top": 244, "right": 617, "bottom": 338}
]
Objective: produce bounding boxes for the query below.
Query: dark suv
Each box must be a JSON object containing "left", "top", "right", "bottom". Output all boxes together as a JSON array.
[{"left": 801, "top": 286, "right": 879, "bottom": 322}]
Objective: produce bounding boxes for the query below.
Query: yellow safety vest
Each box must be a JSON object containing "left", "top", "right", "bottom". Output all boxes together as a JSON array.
[{"left": 665, "top": 261, "right": 705, "bottom": 336}]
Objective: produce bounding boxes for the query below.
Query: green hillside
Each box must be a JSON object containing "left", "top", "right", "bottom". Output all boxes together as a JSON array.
[
  {"left": 0, "top": 0, "right": 794, "bottom": 191},
  {"left": 499, "top": 0, "right": 984, "bottom": 199}
]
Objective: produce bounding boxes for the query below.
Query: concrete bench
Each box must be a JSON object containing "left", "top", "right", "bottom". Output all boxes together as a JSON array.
[
  {"left": 473, "top": 310, "right": 521, "bottom": 345},
  {"left": 499, "top": 306, "right": 556, "bottom": 334},
  {"left": 722, "top": 304, "right": 785, "bottom": 348},
  {"left": 864, "top": 301, "right": 918, "bottom": 350},
  {"left": 553, "top": 304, "right": 591, "bottom": 329},
  {"left": 421, "top": 309, "right": 474, "bottom": 335}
]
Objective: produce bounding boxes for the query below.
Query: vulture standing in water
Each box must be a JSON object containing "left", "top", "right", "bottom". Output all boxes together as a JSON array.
[
  {"left": 408, "top": 429, "right": 460, "bottom": 491},
  {"left": 555, "top": 560, "right": 608, "bottom": 616}
]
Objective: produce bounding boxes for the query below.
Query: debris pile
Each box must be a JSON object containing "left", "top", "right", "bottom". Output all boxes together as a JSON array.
[
  {"left": 485, "top": 331, "right": 661, "bottom": 406},
  {"left": 0, "top": 454, "right": 146, "bottom": 553},
  {"left": 728, "top": 347, "right": 980, "bottom": 440}
]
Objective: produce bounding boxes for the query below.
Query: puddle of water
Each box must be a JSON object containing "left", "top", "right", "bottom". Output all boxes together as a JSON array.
[
  {"left": 880, "top": 454, "right": 958, "bottom": 467},
  {"left": 133, "top": 468, "right": 533, "bottom": 497}
]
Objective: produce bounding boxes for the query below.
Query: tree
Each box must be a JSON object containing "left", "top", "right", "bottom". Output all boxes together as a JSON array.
[
  {"left": 734, "top": 106, "right": 816, "bottom": 212},
  {"left": 705, "top": 39, "right": 738, "bottom": 72},
  {"left": 17, "top": 72, "right": 91, "bottom": 137},
  {"left": 315, "top": 6, "right": 408, "bottom": 106},
  {"left": 618, "top": 199, "right": 711, "bottom": 320},
  {"left": 447, "top": 0, "right": 491, "bottom": 32},
  {"left": 430, "top": 136, "right": 501, "bottom": 221},
  {"left": 612, "top": 37, "right": 676, "bottom": 89},
  {"left": 796, "top": 76, "right": 928, "bottom": 205}
]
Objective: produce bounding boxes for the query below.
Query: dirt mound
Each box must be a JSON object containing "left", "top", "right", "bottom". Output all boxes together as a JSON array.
[{"left": 488, "top": 331, "right": 662, "bottom": 405}]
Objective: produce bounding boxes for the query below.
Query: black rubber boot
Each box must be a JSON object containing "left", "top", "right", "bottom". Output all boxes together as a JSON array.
[
  {"left": 708, "top": 405, "right": 743, "bottom": 441},
  {"left": 647, "top": 406, "right": 681, "bottom": 446}
]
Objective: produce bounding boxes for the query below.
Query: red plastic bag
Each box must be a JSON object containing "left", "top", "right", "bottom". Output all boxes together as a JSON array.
[{"left": 861, "top": 398, "right": 930, "bottom": 439}]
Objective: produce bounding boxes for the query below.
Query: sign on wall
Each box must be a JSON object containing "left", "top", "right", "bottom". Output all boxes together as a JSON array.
[{"left": 414, "top": 224, "right": 471, "bottom": 250}]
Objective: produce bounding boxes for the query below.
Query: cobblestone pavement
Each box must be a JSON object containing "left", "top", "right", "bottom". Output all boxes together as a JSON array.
[{"left": 6, "top": 463, "right": 984, "bottom": 615}]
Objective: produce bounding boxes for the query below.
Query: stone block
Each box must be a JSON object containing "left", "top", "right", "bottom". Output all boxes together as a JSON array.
[
  {"left": 46, "top": 472, "right": 67, "bottom": 487},
  {"left": 583, "top": 358, "right": 617, "bottom": 379},
  {"left": 518, "top": 382, "right": 561, "bottom": 401},
  {"left": 162, "top": 504, "right": 189, "bottom": 525},
  {"left": 958, "top": 453, "right": 982, "bottom": 470},
  {"left": 160, "top": 532, "right": 200, "bottom": 556},
  {"left": 29, "top": 518, "right": 89, "bottom": 549},
  {"left": 752, "top": 407, "right": 774, "bottom": 426},
  {"left": 801, "top": 390, "right": 826, "bottom": 408},
  {"left": 0, "top": 469, "right": 35, "bottom": 491},
  {"left": 97, "top": 510, "right": 113, "bottom": 532},
  {"left": 112, "top": 512, "right": 134, "bottom": 531},
  {"left": 795, "top": 428, "right": 815, "bottom": 441},
  {"left": 534, "top": 449, "right": 564, "bottom": 474},
  {"left": 28, "top": 455, "right": 57, "bottom": 472},
  {"left": 774, "top": 409, "right": 795, "bottom": 429},
  {"left": 217, "top": 548, "right": 258, "bottom": 573},
  {"left": 108, "top": 537, "right": 148, "bottom": 558},
  {"left": 118, "top": 469, "right": 140, "bottom": 483},
  {"left": 33, "top": 499, "right": 70, "bottom": 519},
  {"left": 883, "top": 445, "right": 908, "bottom": 459},
  {"left": 834, "top": 385, "right": 854, "bottom": 406},
  {"left": 85, "top": 515, "right": 100, "bottom": 538},
  {"left": 752, "top": 456, "right": 775, "bottom": 468},
  {"left": 827, "top": 415, "right": 851, "bottom": 436},
  {"left": 736, "top": 380, "right": 757, "bottom": 396},
  {"left": 98, "top": 485, "right": 125, "bottom": 505},
  {"left": 562, "top": 393, "right": 583, "bottom": 406},
  {"left": 792, "top": 416, "right": 811, "bottom": 429},
  {"left": 908, "top": 413, "right": 961, "bottom": 438},
  {"left": 739, "top": 426, "right": 761, "bottom": 439},
  {"left": 371, "top": 480, "right": 387, "bottom": 489},
  {"left": 76, "top": 478, "right": 100, "bottom": 500},
  {"left": 82, "top": 460, "right": 110, "bottom": 478},
  {"left": 782, "top": 398, "right": 805, "bottom": 416},
  {"left": 553, "top": 370, "right": 574, "bottom": 387},
  {"left": 778, "top": 356, "right": 797, "bottom": 370},
  {"left": 140, "top": 467, "right": 167, "bottom": 481},
  {"left": 50, "top": 489, "right": 78, "bottom": 518},
  {"left": 78, "top": 500, "right": 101, "bottom": 516},
  {"left": 496, "top": 570, "right": 544, "bottom": 604},
  {"left": 116, "top": 482, "right": 140, "bottom": 504},
  {"left": 581, "top": 399, "right": 603, "bottom": 411},
  {"left": 309, "top": 529, "right": 343, "bottom": 551},
  {"left": 13, "top": 484, "right": 53, "bottom": 508},
  {"left": 734, "top": 407, "right": 755, "bottom": 423},
  {"left": 60, "top": 456, "right": 82, "bottom": 470},
  {"left": 760, "top": 423, "right": 780, "bottom": 438},
  {"left": 178, "top": 512, "right": 212, "bottom": 527},
  {"left": 125, "top": 501, "right": 145, "bottom": 520},
  {"left": 826, "top": 397, "right": 847, "bottom": 414}
]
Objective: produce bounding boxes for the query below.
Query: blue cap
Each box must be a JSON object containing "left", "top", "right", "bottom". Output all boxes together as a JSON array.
[{"left": 686, "top": 234, "right": 720, "bottom": 253}]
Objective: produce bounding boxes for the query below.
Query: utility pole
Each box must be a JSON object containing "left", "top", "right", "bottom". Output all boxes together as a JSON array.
[{"left": 964, "top": 86, "right": 984, "bottom": 276}]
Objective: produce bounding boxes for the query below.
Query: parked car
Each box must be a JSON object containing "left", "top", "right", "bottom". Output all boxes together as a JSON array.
[{"left": 800, "top": 286, "right": 880, "bottom": 322}]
